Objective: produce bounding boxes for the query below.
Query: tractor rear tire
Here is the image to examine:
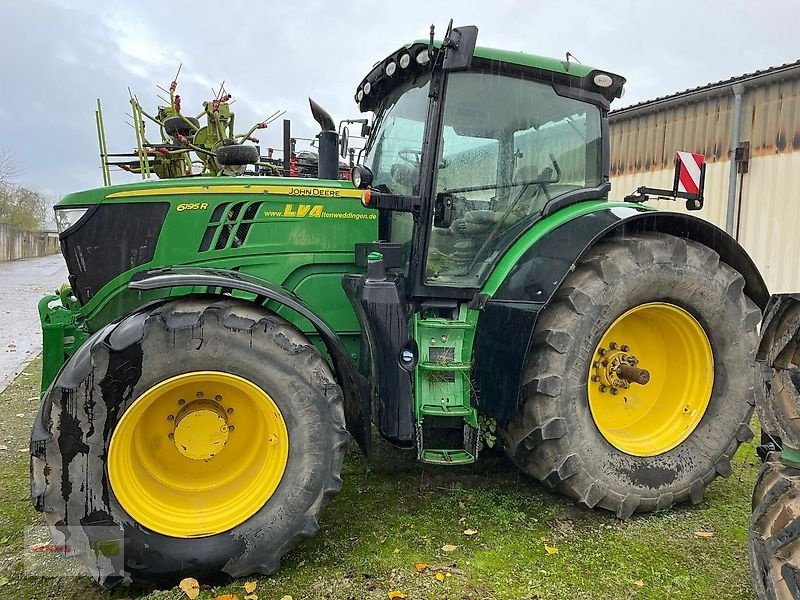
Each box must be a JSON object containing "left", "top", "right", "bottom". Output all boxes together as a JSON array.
[
  {"left": 163, "top": 115, "right": 200, "bottom": 137},
  {"left": 29, "top": 296, "right": 348, "bottom": 588},
  {"left": 749, "top": 458, "right": 800, "bottom": 599},
  {"left": 216, "top": 143, "right": 259, "bottom": 166},
  {"left": 500, "top": 232, "right": 760, "bottom": 518}
]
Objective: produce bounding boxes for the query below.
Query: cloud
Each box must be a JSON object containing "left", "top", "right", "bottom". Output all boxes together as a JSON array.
[{"left": 2, "top": 0, "right": 798, "bottom": 196}]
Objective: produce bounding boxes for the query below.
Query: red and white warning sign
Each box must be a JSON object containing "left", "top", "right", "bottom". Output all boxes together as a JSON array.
[{"left": 675, "top": 151, "right": 705, "bottom": 195}]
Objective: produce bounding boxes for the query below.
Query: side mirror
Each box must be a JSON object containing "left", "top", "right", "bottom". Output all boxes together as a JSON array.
[
  {"left": 339, "top": 126, "right": 349, "bottom": 158},
  {"left": 442, "top": 25, "right": 478, "bottom": 72},
  {"left": 360, "top": 122, "right": 371, "bottom": 137}
]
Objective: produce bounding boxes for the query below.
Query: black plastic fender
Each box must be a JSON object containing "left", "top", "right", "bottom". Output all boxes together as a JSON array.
[
  {"left": 473, "top": 206, "right": 769, "bottom": 424},
  {"left": 127, "top": 267, "right": 371, "bottom": 454}
]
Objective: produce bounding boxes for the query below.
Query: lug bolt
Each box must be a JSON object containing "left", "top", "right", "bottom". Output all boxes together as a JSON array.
[
  {"left": 609, "top": 342, "right": 618, "bottom": 350},
  {"left": 215, "top": 395, "right": 223, "bottom": 402},
  {"left": 599, "top": 385, "right": 607, "bottom": 393},
  {"left": 167, "top": 415, "right": 174, "bottom": 421},
  {"left": 598, "top": 348, "right": 607, "bottom": 356},
  {"left": 602, "top": 360, "right": 608, "bottom": 367},
  {"left": 621, "top": 345, "right": 629, "bottom": 352},
  {"left": 591, "top": 375, "right": 600, "bottom": 382},
  {"left": 196, "top": 391, "right": 204, "bottom": 398},
  {"left": 168, "top": 433, "right": 174, "bottom": 439},
  {"left": 593, "top": 361, "right": 600, "bottom": 368},
  {"left": 610, "top": 388, "right": 618, "bottom": 395},
  {"left": 177, "top": 399, "right": 185, "bottom": 406},
  {"left": 227, "top": 407, "right": 234, "bottom": 414},
  {"left": 228, "top": 425, "right": 235, "bottom": 432}
]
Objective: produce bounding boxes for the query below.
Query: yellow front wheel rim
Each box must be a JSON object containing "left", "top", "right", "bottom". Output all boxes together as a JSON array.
[
  {"left": 108, "top": 371, "right": 289, "bottom": 538},
  {"left": 587, "top": 302, "right": 714, "bottom": 457}
]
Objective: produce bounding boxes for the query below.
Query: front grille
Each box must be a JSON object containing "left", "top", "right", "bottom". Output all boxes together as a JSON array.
[
  {"left": 61, "top": 202, "right": 169, "bottom": 303},
  {"left": 198, "top": 200, "right": 264, "bottom": 252}
]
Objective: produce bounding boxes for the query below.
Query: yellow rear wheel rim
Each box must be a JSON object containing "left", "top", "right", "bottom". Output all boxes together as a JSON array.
[
  {"left": 108, "top": 371, "right": 289, "bottom": 538},
  {"left": 587, "top": 302, "right": 714, "bottom": 457}
]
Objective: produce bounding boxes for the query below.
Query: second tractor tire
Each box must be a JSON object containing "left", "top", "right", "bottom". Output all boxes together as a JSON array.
[
  {"left": 749, "top": 457, "right": 800, "bottom": 599},
  {"left": 501, "top": 232, "right": 760, "bottom": 518}
]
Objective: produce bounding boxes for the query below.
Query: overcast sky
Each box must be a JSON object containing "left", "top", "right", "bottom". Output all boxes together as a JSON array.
[{"left": 2, "top": 0, "right": 798, "bottom": 198}]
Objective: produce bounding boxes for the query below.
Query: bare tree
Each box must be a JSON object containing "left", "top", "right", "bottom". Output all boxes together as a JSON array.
[
  {"left": 0, "top": 149, "right": 19, "bottom": 187},
  {"left": 0, "top": 149, "right": 49, "bottom": 231}
]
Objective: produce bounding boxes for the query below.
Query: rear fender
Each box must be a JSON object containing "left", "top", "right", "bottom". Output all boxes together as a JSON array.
[
  {"left": 128, "top": 267, "right": 371, "bottom": 454},
  {"left": 473, "top": 206, "right": 769, "bottom": 424}
]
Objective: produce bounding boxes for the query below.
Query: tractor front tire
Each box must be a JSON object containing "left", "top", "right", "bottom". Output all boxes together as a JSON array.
[
  {"left": 30, "top": 297, "right": 348, "bottom": 587},
  {"left": 501, "top": 232, "right": 760, "bottom": 518}
]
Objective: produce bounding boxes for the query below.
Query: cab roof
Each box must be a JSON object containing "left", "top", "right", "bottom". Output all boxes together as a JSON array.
[{"left": 355, "top": 39, "right": 625, "bottom": 113}]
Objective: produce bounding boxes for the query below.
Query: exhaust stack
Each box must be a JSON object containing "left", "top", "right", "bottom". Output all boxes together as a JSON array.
[{"left": 309, "top": 98, "right": 338, "bottom": 180}]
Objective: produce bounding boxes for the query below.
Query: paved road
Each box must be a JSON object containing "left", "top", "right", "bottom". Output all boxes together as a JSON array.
[{"left": 0, "top": 255, "right": 68, "bottom": 393}]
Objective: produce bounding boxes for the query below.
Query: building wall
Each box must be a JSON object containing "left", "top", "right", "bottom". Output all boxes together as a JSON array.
[
  {"left": 608, "top": 69, "right": 800, "bottom": 293},
  {"left": 0, "top": 224, "right": 59, "bottom": 262}
]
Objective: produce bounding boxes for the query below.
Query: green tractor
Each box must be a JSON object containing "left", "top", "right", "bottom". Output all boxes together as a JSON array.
[{"left": 31, "top": 24, "right": 767, "bottom": 587}]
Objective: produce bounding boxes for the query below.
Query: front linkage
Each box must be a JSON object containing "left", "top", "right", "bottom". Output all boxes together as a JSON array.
[{"left": 38, "top": 286, "right": 88, "bottom": 395}]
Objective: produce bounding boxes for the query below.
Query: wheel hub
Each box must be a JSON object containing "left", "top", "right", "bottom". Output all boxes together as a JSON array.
[
  {"left": 172, "top": 399, "right": 230, "bottom": 461},
  {"left": 592, "top": 343, "right": 651, "bottom": 394}
]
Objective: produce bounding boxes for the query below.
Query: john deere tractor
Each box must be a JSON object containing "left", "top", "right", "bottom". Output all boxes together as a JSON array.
[{"left": 31, "top": 24, "right": 768, "bottom": 587}]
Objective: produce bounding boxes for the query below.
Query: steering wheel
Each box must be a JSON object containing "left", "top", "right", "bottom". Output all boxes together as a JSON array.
[{"left": 398, "top": 148, "right": 422, "bottom": 165}]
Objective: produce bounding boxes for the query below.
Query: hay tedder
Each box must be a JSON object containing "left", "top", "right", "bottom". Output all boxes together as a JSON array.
[{"left": 31, "top": 23, "right": 768, "bottom": 588}]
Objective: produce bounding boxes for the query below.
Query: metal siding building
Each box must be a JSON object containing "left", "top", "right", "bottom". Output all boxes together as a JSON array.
[{"left": 608, "top": 61, "right": 800, "bottom": 293}]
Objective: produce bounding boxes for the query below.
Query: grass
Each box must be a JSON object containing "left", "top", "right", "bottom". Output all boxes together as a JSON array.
[{"left": 0, "top": 357, "right": 758, "bottom": 599}]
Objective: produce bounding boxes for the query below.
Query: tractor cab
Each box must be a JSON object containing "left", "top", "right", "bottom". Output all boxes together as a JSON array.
[
  {"left": 343, "top": 27, "right": 626, "bottom": 462},
  {"left": 350, "top": 29, "right": 624, "bottom": 298}
]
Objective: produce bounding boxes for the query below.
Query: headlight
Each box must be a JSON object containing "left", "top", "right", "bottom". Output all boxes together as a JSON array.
[
  {"left": 55, "top": 207, "right": 90, "bottom": 233},
  {"left": 350, "top": 165, "right": 373, "bottom": 189},
  {"left": 593, "top": 73, "right": 614, "bottom": 88}
]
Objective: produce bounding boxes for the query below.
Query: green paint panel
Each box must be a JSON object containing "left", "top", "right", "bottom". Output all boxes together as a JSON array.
[{"left": 42, "top": 177, "right": 378, "bottom": 389}]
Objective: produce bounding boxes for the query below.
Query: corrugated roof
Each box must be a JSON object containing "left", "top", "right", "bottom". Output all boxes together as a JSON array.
[{"left": 611, "top": 59, "right": 800, "bottom": 117}]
